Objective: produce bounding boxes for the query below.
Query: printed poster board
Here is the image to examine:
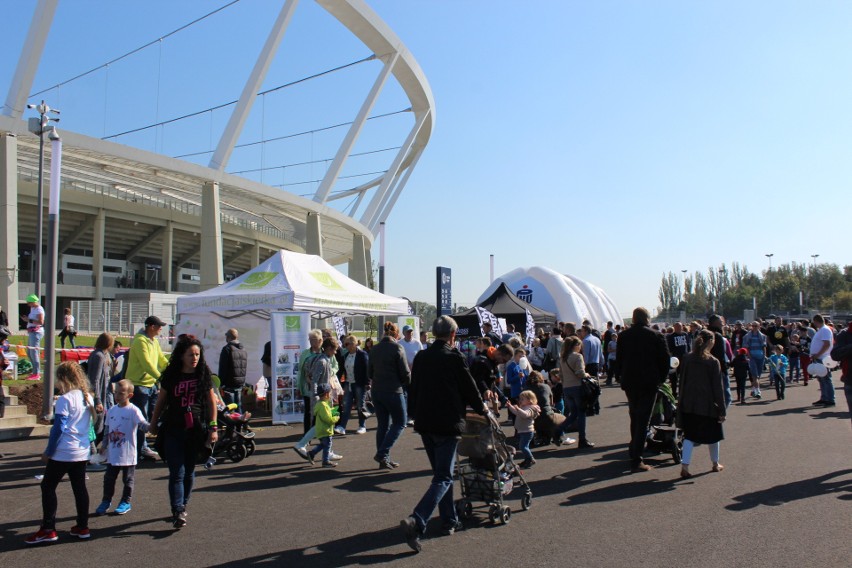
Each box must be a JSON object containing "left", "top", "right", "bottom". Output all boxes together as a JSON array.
[
  {"left": 398, "top": 315, "right": 420, "bottom": 337},
  {"left": 270, "top": 311, "right": 310, "bottom": 425}
]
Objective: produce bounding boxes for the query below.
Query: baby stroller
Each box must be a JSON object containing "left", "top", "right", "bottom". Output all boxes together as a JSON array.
[
  {"left": 210, "top": 404, "right": 256, "bottom": 464},
  {"left": 455, "top": 412, "right": 532, "bottom": 525},
  {"left": 645, "top": 383, "right": 683, "bottom": 463}
]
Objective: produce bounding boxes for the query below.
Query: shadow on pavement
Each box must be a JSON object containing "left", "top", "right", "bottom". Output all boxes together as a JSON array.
[
  {"left": 810, "top": 410, "right": 850, "bottom": 420},
  {"left": 725, "top": 469, "right": 852, "bottom": 511},
  {"left": 206, "top": 525, "right": 411, "bottom": 567}
]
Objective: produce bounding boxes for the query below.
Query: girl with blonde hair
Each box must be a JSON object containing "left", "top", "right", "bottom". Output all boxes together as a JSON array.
[{"left": 26, "top": 362, "right": 95, "bottom": 544}]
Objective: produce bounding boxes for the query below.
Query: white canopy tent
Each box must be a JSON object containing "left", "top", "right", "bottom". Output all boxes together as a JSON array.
[
  {"left": 175, "top": 250, "right": 409, "bottom": 384},
  {"left": 477, "top": 266, "right": 623, "bottom": 330}
]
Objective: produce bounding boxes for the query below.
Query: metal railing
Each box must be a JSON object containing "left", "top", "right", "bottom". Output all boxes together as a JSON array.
[{"left": 70, "top": 300, "right": 176, "bottom": 336}]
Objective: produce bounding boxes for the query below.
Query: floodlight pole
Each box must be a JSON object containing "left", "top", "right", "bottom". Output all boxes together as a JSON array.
[
  {"left": 26, "top": 100, "right": 59, "bottom": 297},
  {"left": 41, "top": 128, "right": 61, "bottom": 419}
]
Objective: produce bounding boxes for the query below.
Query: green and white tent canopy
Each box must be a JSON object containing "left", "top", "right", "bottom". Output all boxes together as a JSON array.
[{"left": 176, "top": 250, "right": 409, "bottom": 317}]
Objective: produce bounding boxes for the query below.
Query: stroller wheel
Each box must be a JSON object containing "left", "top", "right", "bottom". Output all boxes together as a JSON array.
[
  {"left": 521, "top": 492, "right": 532, "bottom": 511},
  {"left": 455, "top": 499, "right": 473, "bottom": 519},
  {"left": 227, "top": 442, "right": 248, "bottom": 463},
  {"left": 244, "top": 439, "right": 257, "bottom": 457},
  {"left": 488, "top": 504, "right": 501, "bottom": 524},
  {"left": 500, "top": 506, "right": 511, "bottom": 525}
]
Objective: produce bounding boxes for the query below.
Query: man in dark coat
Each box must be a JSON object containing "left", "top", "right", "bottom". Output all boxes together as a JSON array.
[
  {"left": 401, "top": 316, "right": 487, "bottom": 553},
  {"left": 615, "top": 307, "right": 671, "bottom": 473},
  {"left": 707, "top": 314, "right": 731, "bottom": 407},
  {"left": 218, "top": 328, "right": 248, "bottom": 413}
]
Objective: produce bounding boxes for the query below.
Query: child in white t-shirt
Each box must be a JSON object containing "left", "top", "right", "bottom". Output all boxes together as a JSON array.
[{"left": 95, "top": 380, "right": 149, "bottom": 516}]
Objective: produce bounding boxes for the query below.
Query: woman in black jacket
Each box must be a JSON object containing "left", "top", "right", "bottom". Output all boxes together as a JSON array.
[
  {"left": 367, "top": 322, "right": 410, "bottom": 469},
  {"left": 337, "top": 335, "right": 370, "bottom": 435},
  {"left": 677, "top": 329, "right": 726, "bottom": 479}
]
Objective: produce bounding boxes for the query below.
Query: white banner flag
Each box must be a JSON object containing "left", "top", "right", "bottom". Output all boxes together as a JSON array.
[
  {"left": 475, "top": 306, "right": 503, "bottom": 337},
  {"left": 525, "top": 309, "right": 535, "bottom": 350}
]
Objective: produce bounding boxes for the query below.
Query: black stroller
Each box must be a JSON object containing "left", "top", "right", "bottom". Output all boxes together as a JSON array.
[
  {"left": 645, "top": 383, "right": 683, "bottom": 463},
  {"left": 454, "top": 412, "right": 532, "bottom": 525},
  {"left": 210, "top": 404, "right": 256, "bottom": 464}
]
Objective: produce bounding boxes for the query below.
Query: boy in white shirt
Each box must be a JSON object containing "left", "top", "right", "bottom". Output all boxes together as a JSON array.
[{"left": 96, "top": 380, "right": 149, "bottom": 515}]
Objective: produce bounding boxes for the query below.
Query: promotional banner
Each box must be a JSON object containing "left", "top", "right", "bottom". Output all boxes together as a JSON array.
[
  {"left": 436, "top": 267, "right": 452, "bottom": 317},
  {"left": 270, "top": 311, "right": 310, "bottom": 425},
  {"left": 332, "top": 316, "right": 347, "bottom": 339},
  {"left": 475, "top": 306, "right": 503, "bottom": 337},
  {"left": 525, "top": 309, "right": 535, "bottom": 350}
]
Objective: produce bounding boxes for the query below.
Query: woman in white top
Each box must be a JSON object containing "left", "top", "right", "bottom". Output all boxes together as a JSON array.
[
  {"left": 25, "top": 362, "right": 94, "bottom": 544},
  {"left": 59, "top": 307, "right": 77, "bottom": 349}
]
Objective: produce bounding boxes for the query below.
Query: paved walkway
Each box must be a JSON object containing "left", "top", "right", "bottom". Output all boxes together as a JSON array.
[{"left": 1, "top": 380, "right": 850, "bottom": 567}]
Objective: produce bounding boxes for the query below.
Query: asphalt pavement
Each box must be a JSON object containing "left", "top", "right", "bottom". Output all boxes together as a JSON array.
[{"left": 1, "top": 379, "right": 850, "bottom": 567}]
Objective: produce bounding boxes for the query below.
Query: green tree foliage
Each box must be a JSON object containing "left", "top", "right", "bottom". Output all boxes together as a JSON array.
[{"left": 658, "top": 262, "right": 851, "bottom": 319}]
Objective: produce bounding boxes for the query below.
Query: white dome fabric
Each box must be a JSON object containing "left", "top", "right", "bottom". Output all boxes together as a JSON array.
[{"left": 477, "top": 266, "right": 623, "bottom": 329}]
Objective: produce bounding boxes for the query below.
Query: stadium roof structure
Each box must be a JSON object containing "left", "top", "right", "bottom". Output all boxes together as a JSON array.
[{"left": 1, "top": 0, "right": 434, "bottom": 310}]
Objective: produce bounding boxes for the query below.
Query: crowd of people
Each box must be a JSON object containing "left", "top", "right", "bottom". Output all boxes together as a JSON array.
[{"left": 17, "top": 308, "right": 851, "bottom": 553}]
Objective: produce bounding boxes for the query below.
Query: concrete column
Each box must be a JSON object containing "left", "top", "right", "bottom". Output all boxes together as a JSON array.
[
  {"left": 162, "top": 221, "right": 173, "bottom": 293},
  {"left": 92, "top": 208, "right": 106, "bottom": 300},
  {"left": 252, "top": 240, "right": 261, "bottom": 268},
  {"left": 306, "top": 212, "right": 322, "bottom": 256},
  {"left": 200, "top": 181, "right": 223, "bottom": 290},
  {"left": 0, "top": 133, "right": 19, "bottom": 314},
  {"left": 365, "top": 247, "right": 374, "bottom": 288},
  {"left": 350, "top": 233, "right": 368, "bottom": 286}
]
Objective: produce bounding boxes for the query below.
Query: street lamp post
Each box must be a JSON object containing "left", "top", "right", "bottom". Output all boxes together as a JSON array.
[
  {"left": 765, "top": 253, "right": 774, "bottom": 315},
  {"left": 810, "top": 254, "right": 819, "bottom": 311},
  {"left": 26, "top": 101, "right": 60, "bottom": 298}
]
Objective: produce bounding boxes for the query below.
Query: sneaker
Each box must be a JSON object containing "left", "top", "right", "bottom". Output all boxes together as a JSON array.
[
  {"left": 356, "top": 427, "right": 367, "bottom": 435},
  {"left": 578, "top": 439, "right": 595, "bottom": 449},
  {"left": 69, "top": 526, "right": 91, "bottom": 539},
  {"left": 293, "top": 446, "right": 311, "bottom": 462},
  {"left": 333, "top": 426, "right": 346, "bottom": 436},
  {"left": 25, "top": 528, "right": 58, "bottom": 544},
  {"left": 563, "top": 437, "right": 577, "bottom": 446},
  {"left": 26, "top": 374, "right": 41, "bottom": 381},
  {"left": 400, "top": 516, "right": 422, "bottom": 553},
  {"left": 378, "top": 458, "right": 394, "bottom": 470},
  {"left": 406, "top": 419, "right": 415, "bottom": 427},
  {"left": 441, "top": 520, "right": 464, "bottom": 536},
  {"left": 173, "top": 510, "right": 187, "bottom": 529},
  {"left": 322, "top": 461, "right": 337, "bottom": 468},
  {"left": 329, "top": 452, "right": 343, "bottom": 461},
  {"left": 821, "top": 401, "right": 836, "bottom": 407},
  {"left": 115, "top": 501, "right": 132, "bottom": 515},
  {"left": 95, "top": 500, "right": 111, "bottom": 516}
]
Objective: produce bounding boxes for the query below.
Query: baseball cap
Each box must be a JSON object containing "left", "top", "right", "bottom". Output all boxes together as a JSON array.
[
  {"left": 737, "top": 348, "right": 748, "bottom": 355},
  {"left": 145, "top": 315, "right": 167, "bottom": 327},
  {"left": 26, "top": 294, "right": 39, "bottom": 303},
  {"left": 402, "top": 325, "right": 414, "bottom": 333},
  {"left": 315, "top": 383, "right": 332, "bottom": 396}
]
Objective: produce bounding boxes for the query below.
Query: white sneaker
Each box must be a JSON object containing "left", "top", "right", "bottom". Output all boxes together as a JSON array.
[
  {"left": 356, "top": 427, "right": 367, "bottom": 434},
  {"left": 563, "top": 437, "right": 577, "bottom": 445},
  {"left": 329, "top": 452, "right": 343, "bottom": 461},
  {"left": 333, "top": 426, "right": 346, "bottom": 436}
]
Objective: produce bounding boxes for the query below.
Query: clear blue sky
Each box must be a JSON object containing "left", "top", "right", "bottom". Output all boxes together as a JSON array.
[{"left": 4, "top": 1, "right": 850, "bottom": 317}]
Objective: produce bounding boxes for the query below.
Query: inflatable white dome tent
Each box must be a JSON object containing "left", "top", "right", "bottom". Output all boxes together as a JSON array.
[{"left": 477, "top": 266, "right": 623, "bottom": 329}]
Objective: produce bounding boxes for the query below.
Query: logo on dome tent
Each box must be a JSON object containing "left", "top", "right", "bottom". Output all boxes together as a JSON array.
[
  {"left": 238, "top": 272, "right": 277, "bottom": 289},
  {"left": 516, "top": 285, "right": 533, "bottom": 303},
  {"left": 310, "top": 272, "right": 345, "bottom": 291}
]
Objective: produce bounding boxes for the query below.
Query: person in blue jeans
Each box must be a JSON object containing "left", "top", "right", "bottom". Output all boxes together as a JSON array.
[
  {"left": 148, "top": 336, "right": 218, "bottom": 529},
  {"left": 401, "top": 316, "right": 487, "bottom": 553},
  {"left": 367, "top": 322, "right": 410, "bottom": 469},
  {"left": 336, "top": 336, "right": 369, "bottom": 435}
]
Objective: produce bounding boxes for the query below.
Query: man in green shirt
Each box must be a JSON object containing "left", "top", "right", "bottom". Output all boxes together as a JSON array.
[{"left": 127, "top": 315, "right": 169, "bottom": 460}]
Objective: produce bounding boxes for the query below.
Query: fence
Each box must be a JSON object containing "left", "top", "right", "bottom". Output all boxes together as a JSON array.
[{"left": 70, "top": 300, "right": 177, "bottom": 336}]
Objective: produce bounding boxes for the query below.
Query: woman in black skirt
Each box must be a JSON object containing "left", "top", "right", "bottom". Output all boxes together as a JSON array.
[{"left": 677, "top": 329, "right": 726, "bottom": 479}]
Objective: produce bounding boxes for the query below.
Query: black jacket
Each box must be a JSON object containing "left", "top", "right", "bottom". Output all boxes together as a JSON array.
[
  {"left": 409, "top": 340, "right": 486, "bottom": 436},
  {"left": 367, "top": 337, "right": 410, "bottom": 393},
  {"left": 615, "top": 324, "right": 671, "bottom": 393},
  {"left": 218, "top": 341, "right": 248, "bottom": 388},
  {"left": 343, "top": 348, "right": 370, "bottom": 387}
]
